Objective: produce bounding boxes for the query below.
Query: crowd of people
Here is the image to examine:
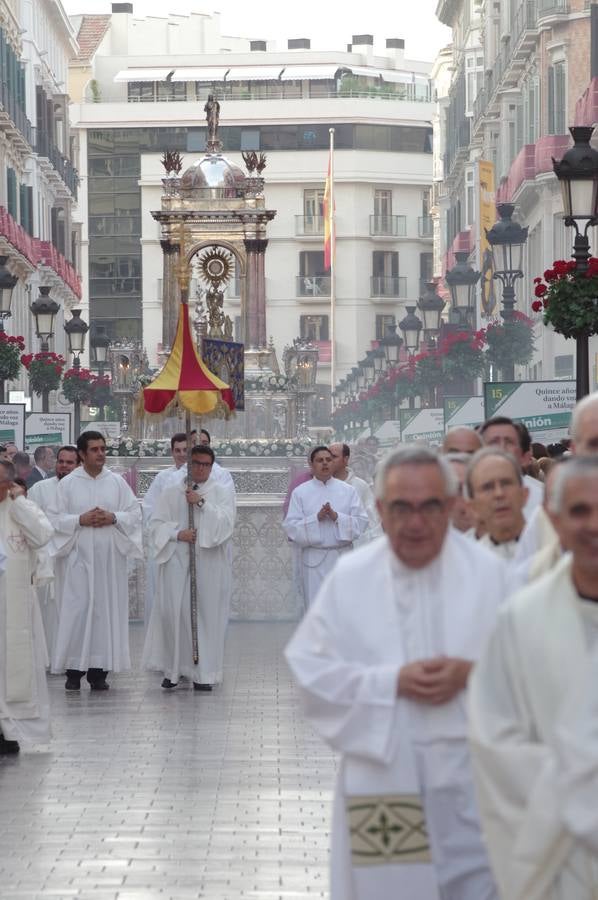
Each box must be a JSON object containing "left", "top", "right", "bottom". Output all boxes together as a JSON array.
[{"left": 2, "top": 393, "right": 598, "bottom": 899}]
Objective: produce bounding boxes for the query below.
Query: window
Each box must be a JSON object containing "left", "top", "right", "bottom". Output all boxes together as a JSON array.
[
  {"left": 420, "top": 252, "right": 434, "bottom": 287},
  {"left": 548, "top": 62, "right": 566, "bottom": 135},
  {"left": 127, "top": 82, "right": 155, "bottom": 102},
  {"left": 300, "top": 315, "right": 329, "bottom": 341},
  {"left": 156, "top": 81, "right": 186, "bottom": 102},
  {"left": 374, "top": 189, "right": 392, "bottom": 218},
  {"left": 555, "top": 355, "right": 573, "bottom": 379},
  {"left": 465, "top": 53, "right": 484, "bottom": 114},
  {"left": 375, "top": 314, "right": 396, "bottom": 340},
  {"left": 466, "top": 169, "right": 475, "bottom": 226},
  {"left": 372, "top": 251, "right": 399, "bottom": 278},
  {"left": 303, "top": 188, "right": 325, "bottom": 221},
  {"left": 299, "top": 250, "right": 326, "bottom": 277},
  {"left": 6, "top": 168, "right": 17, "bottom": 219},
  {"left": 523, "top": 72, "right": 539, "bottom": 144}
]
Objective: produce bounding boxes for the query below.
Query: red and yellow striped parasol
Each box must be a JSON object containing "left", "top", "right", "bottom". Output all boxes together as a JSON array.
[{"left": 142, "top": 301, "right": 235, "bottom": 417}]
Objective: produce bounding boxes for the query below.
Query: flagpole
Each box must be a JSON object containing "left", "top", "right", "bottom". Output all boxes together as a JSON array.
[{"left": 329, "top": 127, "right": 336, "bottom": 416}]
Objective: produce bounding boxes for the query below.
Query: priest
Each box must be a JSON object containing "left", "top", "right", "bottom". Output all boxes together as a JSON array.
[
  {"left": 286, "top": 445, "right": 506, "bottom": 900},
  {"left": 466, "top": 448, "right": 528, "bottom": 559},
  {"left": 50, "top": 431, "right": 143, "bottom": 691},
  {"left": 0, "top": 459, "right": 53, "bottom": 754},
  {"left": 469, "top": 455, "right": 598, "bottom": 900},
  {"left": 142, "top": 444, "right": 235, "bottom": 690},
  {"left": 283, "top": 445, "right": 368, "bottom": 608}
]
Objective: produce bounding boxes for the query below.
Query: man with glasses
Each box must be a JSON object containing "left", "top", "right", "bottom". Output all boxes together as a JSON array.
[
  {"left": 466, "top": 448, "right": 528, "bottom": 560},
  {"left": 142, "top": 445, "right": 235, "bottom": 692},
  {"left": 286, "top": 445, "right": 506, "bottom": 900}
]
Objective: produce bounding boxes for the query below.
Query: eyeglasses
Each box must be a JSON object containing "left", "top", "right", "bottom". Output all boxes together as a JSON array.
[
  {"left": 191, "top": 461, "right": 213, "bottom": 468},
  {"left": 382, "top": 499, "right": 447, "bottom": 521}
]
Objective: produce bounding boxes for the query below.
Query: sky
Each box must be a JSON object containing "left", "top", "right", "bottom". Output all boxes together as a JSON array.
[{"left": 63, "top": 0, "right": 451, "bottom": 63}]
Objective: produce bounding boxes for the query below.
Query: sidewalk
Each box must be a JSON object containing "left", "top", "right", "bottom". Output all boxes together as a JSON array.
[{"left": 0, "top": 622, "right": 335, "bottom": 900}]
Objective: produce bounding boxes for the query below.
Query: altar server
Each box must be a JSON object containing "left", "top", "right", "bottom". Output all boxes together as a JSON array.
[{"left": 286, "top": 445, "right": 505, "bottom": 900}]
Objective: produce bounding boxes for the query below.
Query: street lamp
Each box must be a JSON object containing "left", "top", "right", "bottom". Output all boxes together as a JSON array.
[
  {"left": 553, "top": 125, "right": 598, "bottom": 398},
  {"left": 30, "top": 286, "right": 60, "bottom": 413},
  {"left": 360, "top": 352, "right": 376, "bottom": 387},
  {"left": 64, "top": 309, "right": 89, "bottom": 437},
  {"left": 91, "top": 325, "right": 110, "bottom": 375},
  {"left": 417, "top": 281, "right": 445, "bottom": 347},
  {"left": 445, "top": 251, "right": 481, "bottom": 328},
  {"left": 399, "top": 306, "right": 423, "bottom": 356},
  {"left": 0, "top": 256, "right": 17, "bottom": 332},
  {"left": 372, "top": 346, "right": 386, "bottom": 377},
  {"left": 380, "top": 323, "right": 403, "bottom": 367}
]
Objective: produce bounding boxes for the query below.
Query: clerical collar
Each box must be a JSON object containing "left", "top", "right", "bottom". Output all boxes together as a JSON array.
[{"left": 489, "top": 534, "right": 519, "bottom": 546}]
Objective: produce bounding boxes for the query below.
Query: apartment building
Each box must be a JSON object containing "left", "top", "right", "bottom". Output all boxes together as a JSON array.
[
  {"left": 435, "top": 0, "right": 598, "bottom": 383},
  {"left": 68, "top": 3, "right": 436, "bottom": 407}
]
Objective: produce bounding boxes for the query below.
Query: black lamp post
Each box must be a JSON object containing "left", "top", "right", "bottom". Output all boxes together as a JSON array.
[
  {"left": 486, "top": 203, "right": 529, "bottom": 379},
  {"left": 0, "top": 257, "right": 18, "bottom": 404},
  {"left": 399, "top": 306, "right": 423, "bottom": 356},
  {"left": 91, "top": 325, "right": 111, "bottom": 419},
  {"left": 552, "top": 125, "right": 598, "bottom": 399},
  {"left": 417, "top": 281, "right": 446, "bottom": 348},
  {"left": 445, "top": 251, "right": 481, "bottom": 329},
  {"left": 30, "top": 286, "right": 60, "bottom": 412},
  {"left": 380, "top": 323, "right": 403, "bottom": 368},
  {"left": 64, "top": 309, "right": 89, "bottom": 437}
]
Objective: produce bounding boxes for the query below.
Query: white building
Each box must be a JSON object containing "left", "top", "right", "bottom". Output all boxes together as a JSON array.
[
  {"left": 68, "top": 3, "right": 435, "bottom": 416},
  {"left": 0, "top": 0, "right": 80, "bottom": 406}
]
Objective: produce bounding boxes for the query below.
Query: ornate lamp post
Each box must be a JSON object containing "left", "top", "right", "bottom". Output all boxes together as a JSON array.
[
  {"left": 64, "top": 309, "right": 89, "bottom": 436},
  {"left": 285, "top": 338, "right": 319, "bottom": 440},
  {"left": 399, "top": 306, "right": 423, "bottom": 356},
  {"left": 91, "top": 325, "right": 111, "bottom": 420},
  {"left": 486, "top": 203, "right": 528, "bottom": 379},
  {"left": 30, "top": 286, "right": 60, "bottom": 412},
  {"left": 445, "top": 251, "right": 481, "bottom": 329},
  {"left": 380, "top": 323, "right": 403, "bottom": 368},
  {"left": 417, "top": 281, "right": 446, "bottom": 348},
  {"left": 552, "top": 125, "right": 598, "bottom": 398}
]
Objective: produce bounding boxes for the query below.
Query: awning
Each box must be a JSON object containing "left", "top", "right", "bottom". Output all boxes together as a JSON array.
[
  {"left": 280, "top": 64, "right": 344, "bottom": 81},
  {"left": 114, "top": 68, "right": 174, "bottom": 83},
  {"left": 346, "top": 66, "right": 382, "bottom": 79},
  {"left": 226, "top": 66, "right": 285, "bottom": 81},
  {"left": 170, "top": 67, "right": 230, "bottom": 82},
  {"left": 381, "top": 70, "right": 430, "bottom": 86}
]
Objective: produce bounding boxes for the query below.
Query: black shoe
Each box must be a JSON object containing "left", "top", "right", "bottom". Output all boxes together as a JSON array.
[
  {"left": 0, "top": 733, "right": 20, "bottom": 755},
  {"left": 89, "top": 681, "right": 109, "bottom": 691},
  {"left": 65, "top": 678, "right": 81, "bottom": 691},
  {"left": 161, "top": 678, "right": 180, "bottom": 690},
  {"left": 193, "top": 683, "right": 213, "bottom": 692}
]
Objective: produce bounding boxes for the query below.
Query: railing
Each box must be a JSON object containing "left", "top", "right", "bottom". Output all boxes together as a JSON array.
[
  {"left": 295, "top": 215, "right": 325, "bottom": 236},
  {"left": 513, "top": 0, "right": 538, "bottom": 42},
  {"left": 33, "top": 129, "right": 79, "bottom": 198},
  {"left": 418, "top": 216, "right": 433, "bottom": 237},
  {"left": 369, "top": 215, "right": 407, "bottom": 236},
  {"left": 296, "top": 275, "right": 331, "bottom": 297},
  {"left": 0, "top": 82, "right": 32, "bottom": 147},
  {"left": 91, "top": 86, "right": 434, "bottom": 105},
  {"left": 370, "top": 276, "right": 407, "bottom": 298},
  {"left": 538, "top": 0, "right": 568, "bottom": 14}
]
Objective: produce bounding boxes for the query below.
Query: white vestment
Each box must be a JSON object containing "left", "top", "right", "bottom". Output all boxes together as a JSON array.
[
  {"left": 523, "top": 474, "right": 544, "bottom": 519},
  {"left": 142, "top": 478, "right": 235, "bottom": 684},
  {"left": 283, "top": 477, "right": 367, "bottom": 607},
  {"left": 286, "top": 531, "right": 506, "bottom": 900},
  {"left": 478, "top": 533, "right": 520, "bottom": 560},
  {"left": 141, "top": 465, "right": 186, "bottom": 624},
  {"left": 343, "top": 469, "right": 381, "bottom": 542},
  {"left": 50, "top": 467, "right": 143, "bottom": 673},
  {"left": 0, "top": 496, "right": 53, "bottom": 745},
  {"left": 469, "top": 554, "right": 598, "bottom": 900},
  {"left": 28, "top": 476, "right": 60, "bottom": 658}
]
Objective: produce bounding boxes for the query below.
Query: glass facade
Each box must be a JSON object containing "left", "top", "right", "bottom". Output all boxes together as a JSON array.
[{"left": 87, "top": 123, "right": 433, "bottom": 341}]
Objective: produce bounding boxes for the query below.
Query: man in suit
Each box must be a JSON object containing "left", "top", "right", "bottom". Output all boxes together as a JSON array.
[{"left": 26, "top": 446, "right": 55, "bottom": 489}]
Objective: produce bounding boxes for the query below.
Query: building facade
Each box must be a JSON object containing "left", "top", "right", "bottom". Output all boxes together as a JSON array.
[
  {"left": 68, "top": 3, "right": 435, "bottom": 415},
  {"left": 0, "top": 0, "right": 80, "bottom": 404},
  {"left": 435, "top": 0, "right": 598, "bottom": 385}
]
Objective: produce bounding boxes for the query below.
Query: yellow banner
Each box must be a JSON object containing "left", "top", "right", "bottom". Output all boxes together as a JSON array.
[{"left": 478, "top": 160, "right": 497, "bottom": 318}]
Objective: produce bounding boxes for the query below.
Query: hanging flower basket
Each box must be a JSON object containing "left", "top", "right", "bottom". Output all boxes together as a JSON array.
[
  {"left": 87, "top": 373, "right": 112, "bottom": 407},
  {"left": 21, "top": 351, "right": 65, "bottom": 396},
  {"left": 482, "top": 311, "right": 535, "bottom": 371},
  {"left": 62, "top": 367, "right": 95, "bottom": 404},
  {"left": 532, "top": 258, "right": 598, "bottom": 338},
  {"left": 0, "top": 332, "right": 25, "bottom": 382}
]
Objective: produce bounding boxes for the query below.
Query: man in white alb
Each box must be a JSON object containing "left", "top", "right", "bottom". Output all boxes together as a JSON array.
[
  {"left": 283, "top": 445, "right": 367, "bottom": 608},
  {"left": 28, "top": 445, "right": 79, "bottom": 658},
  {"left": 466, "top": 448, "right": 528, "bottom": 560},
  {"left": 142, "top": 444, "right": 235, "bottom": 691},
  {"left": 329, "top": 442, "right": 380, "bottom": 540},
  {"left": 479, "top": 416, "right": 543, "bottom": 518},
  {"left": 469, "top": 456, "right": 598, "bottom": 900},
  {"left": 0, "top": 459, "right": 52, "bottom": 754},
  {"left": 51, "top": 431, "right": 143, "bottom": 691},
  {"left": 286, "top": 445, "right": 506, "bottom": 900}
]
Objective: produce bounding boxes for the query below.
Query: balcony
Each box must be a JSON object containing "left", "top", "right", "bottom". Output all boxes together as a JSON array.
[
  {"left": 33, "top": 130, "right": 79, "bottom": 199},
  {"left": 37, "top": 241, "right": 82, "bottom": 299},
  {"left": 369, "top": 215, "right": 407, "bottom": 237},
  {"left": 295, "top": 215, "right": 325, "bottom": 236},
  {"left": 0, "top": 82, "right": 32, "bottom": 152},
  {"left": 296, "top": 275, "right": 331, "bottom": 297},
  {"left": 538, "top": 0, "right": 568, "bottom": 14},
  {"left": 418, "top": 216, "right": 433, "bottom": 238},
  {"left": 370, "top": 276, "right": 407, "bottom": 298}
]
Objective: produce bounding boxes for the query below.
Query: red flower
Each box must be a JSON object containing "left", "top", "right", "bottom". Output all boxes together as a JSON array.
[
  {"left": 543, "top": 268, "right": 556, "bottom": 282},
  {"left": 533, "top": 277, "right": 542, "bottom": 284},
  {"left": 534, "top": 283, "right": 547, "bottom": 297},
  {"left": 531, "top": 300, "right": 543, "bottom": 312}
]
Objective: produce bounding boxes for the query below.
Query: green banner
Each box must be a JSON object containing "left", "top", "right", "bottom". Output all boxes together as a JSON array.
[{"left": 483, "top": 380, "right": 576, "bottom": 437}]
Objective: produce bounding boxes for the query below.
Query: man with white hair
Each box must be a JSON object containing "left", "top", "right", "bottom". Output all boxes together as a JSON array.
[
  {"left": 286, "top": 445, "right": 507, "bottom": 900},
  {"left": 466, "top": 448, "right": 528, "bottom": 559},
  {"left": 571, "top": 390, "right": 598, "bottom": 456},
  {"left": 470, "top": 456, "right": 598, "bottom": 899},
  {"left": 442, "top": 427, "right": 482, "bottom": 456}
]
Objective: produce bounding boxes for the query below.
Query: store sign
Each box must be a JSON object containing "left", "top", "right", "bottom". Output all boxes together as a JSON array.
[
  {"left": 399, "top": 408, "right": 444, "bottom": 444},
  {"left": 25, "top": 413, "right": 71, "bottom": 451},
  {"left": 443, "top": 396, "right": 485, "bottom": 432},
  {"left": 484, "top": 380, "right": 576, "bottom": 440}
]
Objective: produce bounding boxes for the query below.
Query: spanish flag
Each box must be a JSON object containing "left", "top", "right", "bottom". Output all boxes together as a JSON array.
[{"left": 323, "top": 151, "right": 334, "bottom": 270}]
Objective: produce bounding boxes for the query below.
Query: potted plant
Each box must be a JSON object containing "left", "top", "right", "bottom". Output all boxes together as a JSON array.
[{"left": 21, "top": 351, "right": 65, "bottom": 396}]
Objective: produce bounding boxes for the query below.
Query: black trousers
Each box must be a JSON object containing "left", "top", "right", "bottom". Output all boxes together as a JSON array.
[{"left": 66, "top": 668, "right": 108, "bottom": 685}]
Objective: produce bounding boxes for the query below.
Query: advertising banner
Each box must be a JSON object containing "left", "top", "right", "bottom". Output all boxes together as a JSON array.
[
  {"left": 399, "top": 408, "right": 444, "bottom": 444},
  {"left": 478, "top": 159, "right": 497, "bottom": 318},
  {"left": 25, "top": 413, "right": 71, "bottom": 451},
  {"left": 0, "top": 404, "right": 26, "bottom": 448},
  {"left": 483, "top": 380, "right": 576, "bottom": 441},
  {"left": 443, "top": 396, "right": 485, "bottom": 433}
]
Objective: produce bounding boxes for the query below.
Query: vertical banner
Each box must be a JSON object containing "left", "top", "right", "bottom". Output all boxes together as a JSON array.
[{"left": 478, "top": 160, "right": 497, "bottom": 319}]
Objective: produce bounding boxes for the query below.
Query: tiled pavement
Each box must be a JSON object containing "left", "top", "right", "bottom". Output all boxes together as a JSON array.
[{"left": 0, "top": 622, "right": 335, "bottom": 900}]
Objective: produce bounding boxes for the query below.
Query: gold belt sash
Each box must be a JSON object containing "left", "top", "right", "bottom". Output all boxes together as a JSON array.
[{"left": 347, "top": 793, "right": 431, "bottom": 866}]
